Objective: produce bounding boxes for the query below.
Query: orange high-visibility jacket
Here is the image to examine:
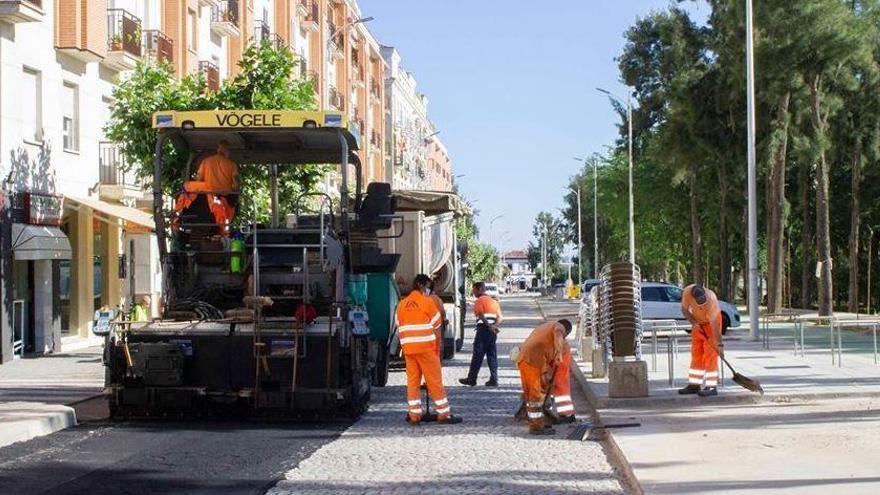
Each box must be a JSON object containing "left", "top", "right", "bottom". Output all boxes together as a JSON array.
[
  {"left": 396, "top": 290, "right": 443, "bottom": 355},
  {"left": 198, "top": 154, "right": 239, "bottom": 193},
  {"left": 474, "top": 295, "right": 501, "bottom": 326},
  {"left": 519, "top": 321, "right": 565, "bottom": 369},
  {"left": 681, "top": 285, "right": 723, "bottom": 343}
]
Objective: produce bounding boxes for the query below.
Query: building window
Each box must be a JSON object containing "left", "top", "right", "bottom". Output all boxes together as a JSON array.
[
  {"left": 62, "top": 83, "right": 79, "bottom": 152},
  {"left": 22, "top": 68, "right": 42, "bottom": 143},
  {"left": 187, "top": 9, "right": 198, "bottom": 51}
]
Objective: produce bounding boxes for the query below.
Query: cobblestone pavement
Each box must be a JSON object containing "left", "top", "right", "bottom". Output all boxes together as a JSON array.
[{"left": 269, "top": 295, "right": 626, "bottom": 495}]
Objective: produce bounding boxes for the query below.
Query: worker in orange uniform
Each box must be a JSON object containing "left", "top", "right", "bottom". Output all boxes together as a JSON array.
[
  {"left": 178, "top": 140, "right": 241, "bottom": 234},
  {"left": 679, "top": 284, "right": 724, "bottom": 397},
  {"left": 550, "top": 340, "right": 576, "bottom": 423},
  {"left": 460, "top": 282, "right": 503, "bottom": 387},
  {"left": 516, "top": 319, "right": 572, "bottom": 435},
  {"left": 396, "top": 274, "right": 463, "bottom": 425}
]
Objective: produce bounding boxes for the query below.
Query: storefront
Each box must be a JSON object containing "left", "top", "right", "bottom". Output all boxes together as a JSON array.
[{"left": 10, "top": 192, "right": 71, "bottom": 357}]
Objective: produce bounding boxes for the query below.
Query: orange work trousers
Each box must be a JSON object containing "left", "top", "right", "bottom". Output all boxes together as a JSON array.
[
  {"left": 688, "top": 320, "right": 720, "bottom": 387},
  {"left": 518, "top": 360, "right": 546, "bottom": 431},
  {"left": 405, "top": 351, "right": 450, "bottom": 421},
  {"left": 552, "top": 348, "right": 574, "bottom": 417}
]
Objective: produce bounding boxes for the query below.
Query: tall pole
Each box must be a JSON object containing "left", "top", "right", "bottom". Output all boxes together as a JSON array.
[
  {"left": 627, "top": 95, "right": 635, "bottom": 265},
  {"left": 577, "top": 185, "right": 583, "bottom": 286},
  {"left": 746, "top": 0, "right": 759, "bottom": 341},
  {"left": 594, "top": 157, "right": 599, "bottom": 279}
]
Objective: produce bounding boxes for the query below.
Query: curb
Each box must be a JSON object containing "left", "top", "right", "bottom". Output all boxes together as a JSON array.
[
  {"left": 0, "top": 402, "right": 77, "bottom": 450},
  {"left": 571, "top": 361, "right": 643, "bottom": 495}
]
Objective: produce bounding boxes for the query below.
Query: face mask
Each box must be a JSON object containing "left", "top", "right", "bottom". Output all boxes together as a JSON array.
[{"left": 423, "top": 288, "right": 432, "bottom": 296}]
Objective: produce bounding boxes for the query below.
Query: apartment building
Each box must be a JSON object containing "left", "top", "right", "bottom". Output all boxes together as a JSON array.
[
  {"left": 0, "top": 0, "right": 445, "bottom": 363},
  {"left": 428, "top": 132, "right": 453, "bottom": 191}
]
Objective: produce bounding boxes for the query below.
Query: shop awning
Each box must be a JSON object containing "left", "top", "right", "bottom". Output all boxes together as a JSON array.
[
  {"left": 66, "top": 195, "right": 154, "bottom": 231},
  {"left": 12, "top": 224, "right": 72, "bottom": 260}
]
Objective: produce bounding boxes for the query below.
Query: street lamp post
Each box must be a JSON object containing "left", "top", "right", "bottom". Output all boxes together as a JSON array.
[
  {"left": 574, "top": 156, "right": 600, "bottom": 279},
  {"left": 745, "top": 0, "right": 759, "bottom": 341},
  {"left": 489, "top": 214, "right": 504, "bottom": 248},
  {"left": 597, "top": 88, "right": 635, "bottom": 264}
]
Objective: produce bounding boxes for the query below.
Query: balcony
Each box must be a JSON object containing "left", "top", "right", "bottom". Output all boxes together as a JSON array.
[
  {"left": 329, "top": 40, "right": 343, "bottom": 61},
  {"left": 199, "top": 61, "right": 220, "bottom": 92},
  {"left": 329, "top": 86, "right": 344, "bottom": 110},
  {"left": 370, "top": 129, "right": 381, "bottom": 148},
  {"left": 370, "top": 78, "right": 381, "bottom": 99},
  {"left": 99, "top": 142, "right": 146, "bottom": 202},
  {"left": 104, "top": 9, "right": 142, "bottom": 71},
  {"left": 211, "top": 0, "right": 240, "bottom": 38},
  {"left": 0, "top": 0, "right": 43, "bottom": 23},
  {"left": 295, "top": 0, "right": 308, "bottom": 18},
  {"left": 301, "top": 1, "right": 319, "bottom": 32},
  {"left": 198, "top": 0, "right": 221, "bottom": 9},
  {"left": 142, "top": 29, "right": 173, "bottom": 65}
]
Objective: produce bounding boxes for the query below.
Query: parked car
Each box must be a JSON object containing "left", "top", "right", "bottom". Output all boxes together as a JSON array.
[
  {"left": 484, "top": 283, "right": 500, "bottom": 299},
  {"left": 581, "top": 279, "right": 600, "bottom": 299},
  {"left": 640, "top": 282, "right": 741, "bottom": 334}
]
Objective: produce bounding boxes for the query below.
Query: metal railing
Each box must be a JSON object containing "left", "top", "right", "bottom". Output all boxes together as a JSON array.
[
  {"left": 370, "top": 78, "right": 381, "bottom": 98},
  {"left": 329, "top": 86, "right": 344, "bottom": 109},
  {"left": 211, "top": 0, "right": 239, "bottom": 25},
  {"left": 107, "top": 8, "right": 142, "bottom": 57},
  {"left": 254, "top": 20, "right": 270, "bottom": 41},
  {"left": 199, "top": 61, "right": 220, "bottom": 91},
  {"left": 142, "top": 29, "right": 173, "bottom": 64},
  {"left": 99, "top": 141, "right": 143, "bottom": 188},
  {"left": 306, "top": 0, "right": 319, "bottom": 23},
  {"left": 370, "top": 129, "right": 381, "bottom": 147}
]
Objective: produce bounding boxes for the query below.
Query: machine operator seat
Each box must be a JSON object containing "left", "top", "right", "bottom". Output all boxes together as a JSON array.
[{"left": 355, "top": 182, "right": 395, "bottom": 232}]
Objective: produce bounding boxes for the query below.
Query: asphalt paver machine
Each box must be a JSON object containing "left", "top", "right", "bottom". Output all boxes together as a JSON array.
[{"left": 104, "top": 110, "right": 401, "bottom": 418}]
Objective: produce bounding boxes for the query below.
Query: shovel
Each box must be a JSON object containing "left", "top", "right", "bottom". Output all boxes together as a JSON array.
[
  {"left": 721, "top": 356, "right": 764, "bottom": 395},
  {"left": 567, "top": 421, "right": 641, "bottom": 441}
]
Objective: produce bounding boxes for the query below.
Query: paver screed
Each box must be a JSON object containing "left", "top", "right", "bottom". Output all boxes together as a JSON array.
[{"left": 268, "top": 295, "right": 626, "bottom": 495}]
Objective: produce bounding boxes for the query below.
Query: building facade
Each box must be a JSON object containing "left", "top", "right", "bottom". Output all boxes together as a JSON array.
[
  {"left": 0, "top": 0, "right": 448, "bottom": 363},
  {"left": 502, "top": 250, "right": 536, "bottom": 292}
]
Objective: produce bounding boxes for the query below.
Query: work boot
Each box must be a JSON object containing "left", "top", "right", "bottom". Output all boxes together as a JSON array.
[
  {"left": 529, "top": 427, "right": 556, "bottom": 436},
  {"left": 484, "top": 379, "right": 498, "bottom": 387},
  {"left": 698, "top": 387, "right": 718, "bottom": 397},
  {"left": 438, "top": 415, "right": 463, "bottom": 424},
  {"left": 405, "top": 414, "right": 421, "bottom": 426},
  {"left": 556, "top": 414, "right": 577, "bottom": 425},
  {"left": 458, "top": 378, "right": 477, "bottom": 387},
  {"left": 678, "top": 384, "right": 701, "bottom": 395}
]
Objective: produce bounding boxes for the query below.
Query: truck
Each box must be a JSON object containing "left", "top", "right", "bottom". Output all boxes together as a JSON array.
[
  {"left": 380, "top": 191, "right": 470, "bottom": 360},
  {"left": 101, "top": 110, "right": 400, "bottom": 418}
]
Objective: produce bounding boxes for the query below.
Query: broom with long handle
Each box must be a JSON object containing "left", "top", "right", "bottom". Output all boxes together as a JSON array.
[{"left": 700, "top": 328, "right": 764, "bottom": 395}]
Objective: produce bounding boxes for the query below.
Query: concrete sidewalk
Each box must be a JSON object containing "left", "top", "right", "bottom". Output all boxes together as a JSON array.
[
  {"left": 572, "top": 315, "right": 880, "bottom": 494},
  {"left": 0, "top": 344, "right": 105, "bottom": 449}
]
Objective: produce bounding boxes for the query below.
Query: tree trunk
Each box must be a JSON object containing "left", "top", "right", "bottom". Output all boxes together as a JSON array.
[
  {"left": 799, "top": 160, "right": 813, "bottom": 309},
  {"left": 717, "top": 162, "right": 732, "bottom": 301},
  {"left": 808, "top": 75, "right": 834, "bottom": 316},
  {"left": 848, "top": 151, "right": 861, "bottom": 313},
  {"left": 689, "top": 165, "right": 704, "bottom": 285},
  {"left": 767, "top": 92, "right": 791, "bottom": 314}
]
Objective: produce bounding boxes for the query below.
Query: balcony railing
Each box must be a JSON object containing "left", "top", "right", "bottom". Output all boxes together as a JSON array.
[
  {"left": 329, "top": 86, "right": 344, "bottom": 109},
  {"left": 107, "top": 8, "right": 142, "bottom": 57},
  {"left": 211, "top": 0, "right": 239, "bottom": 25},
  {"left": 142, "top": 29, "right": 173, "bottom": 64},
  {"left": 199, "top": 61, "right": 220, "bottom": 91},
  {"left": 254, "top": 19, "right": 270, "bottom": 41},
  {"left": 370, "top": 78, "right": 381, "bottom": 98},
  {"left": 99, "top": 142, "right": 141, "bottom": 187},
  {"left": 371, "top": 129, "right": 381, "bottom": 147}
]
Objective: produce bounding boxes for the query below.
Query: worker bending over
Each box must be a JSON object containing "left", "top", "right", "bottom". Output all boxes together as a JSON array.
[
  {"left": 516, "top": 319, "right": 573, "bottom": 435},
  {"left": 679, "top": 284, "right": 724, "bottom": 397},
  {"left": 460, "top": 282, "right": 502, "bottom": 387},
  {"left": 396, "top": 274, "right": 463, "bottom": 425}
]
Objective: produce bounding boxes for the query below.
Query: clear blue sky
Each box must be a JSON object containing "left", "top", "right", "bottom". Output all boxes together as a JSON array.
[{"left": 360, "top": 0, "right": 709, "bottom": 252}]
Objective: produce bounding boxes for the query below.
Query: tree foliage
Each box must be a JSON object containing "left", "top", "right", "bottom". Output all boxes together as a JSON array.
[
  {"left": 562, "top": 0, "right": 880, "bottom": 313},
  {"left": 105, "top": 39, "right": 327, "bottom": 225}
]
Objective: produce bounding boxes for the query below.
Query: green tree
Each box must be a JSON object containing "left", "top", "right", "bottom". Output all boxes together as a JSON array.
[{"left": 105, "top": 39, "right": 326, "bottom": 226}]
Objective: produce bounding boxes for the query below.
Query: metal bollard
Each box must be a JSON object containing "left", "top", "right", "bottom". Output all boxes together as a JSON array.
[
  {"left": 651, "top": 326, "right": 658, "bottom": 372},
  {"left": 800, "top": 321, "right": 805, "bottom": 358},
  {"left": 837, "top": 323, "right": 843, "bottom": 368},
  {"left": 873, "top": 324, "right": 878, "bottom": 366},
  {"left": 830, "top": 322, "right": 836, "bottom": 366},
  {"left": 667, "top": 336, "right": 674, "bottom": 386}
]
